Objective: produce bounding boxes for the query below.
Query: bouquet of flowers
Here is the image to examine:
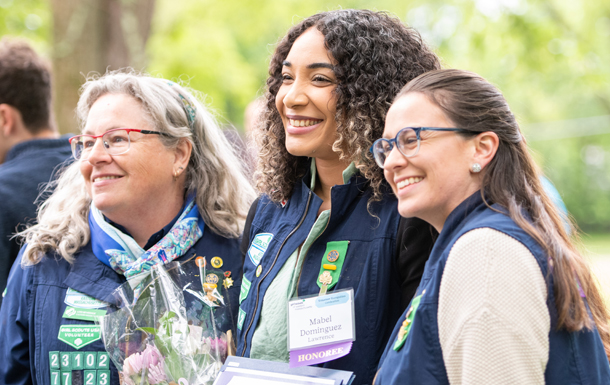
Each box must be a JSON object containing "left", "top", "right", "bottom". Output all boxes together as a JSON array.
[{"left": 98, "top": 257, "right": 234, "bottom": 385}]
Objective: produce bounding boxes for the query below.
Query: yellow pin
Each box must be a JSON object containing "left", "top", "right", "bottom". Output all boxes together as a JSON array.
[
  {"left": 211, "top": 256, "right": 223, "bottom": 268},
  {"left": 223, "top": 277, "right": 234, "bottom": 289}
]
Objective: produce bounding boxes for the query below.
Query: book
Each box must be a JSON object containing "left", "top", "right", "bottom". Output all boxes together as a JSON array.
[{"left": 213, "top": 356, "right": 355, "bottom": 385}]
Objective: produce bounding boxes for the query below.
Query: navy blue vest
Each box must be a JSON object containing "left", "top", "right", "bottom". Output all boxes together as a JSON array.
[
  {"left": 237, "top": 171, "right": 404, "bottom": 385},
  {"left": 0, "top": 228, "right": 241, "bottom": 385},
  {"left": 376, "top": 192, "right": 610, "bottom": 384}
]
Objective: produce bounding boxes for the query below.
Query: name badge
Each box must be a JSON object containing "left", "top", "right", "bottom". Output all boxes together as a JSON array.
[{"left": 287, "top": 289, "right": 355, "bottom": 368}]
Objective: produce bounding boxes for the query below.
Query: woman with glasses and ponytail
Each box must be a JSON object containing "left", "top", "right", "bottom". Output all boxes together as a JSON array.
[
  {"left": 237, "top": 9, "right": 439, "bottom": 385},
  {"left": 0, "top": 70, "right": 255, "bottom": 385},
  {"left": 373, "top": 69, "right": 610, "bottom": 384}
]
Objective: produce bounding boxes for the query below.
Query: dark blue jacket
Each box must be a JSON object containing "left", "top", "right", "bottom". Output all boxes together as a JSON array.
[
  {"left": 0, "top": 136, "right": 72, "bottom": 306},
  {"left": 376, "top": 192, "right": 610, "bottom": 384},
  {"left": 0, "top": 228, "right": 242, "bottom": 385},
  {"left": 237, "top": 169, "right": 435, "bottom": 385}
]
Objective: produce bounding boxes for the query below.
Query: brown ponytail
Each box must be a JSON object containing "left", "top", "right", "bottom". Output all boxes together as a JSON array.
[{"left": 397, "top": 69, "right": 610, "bottom": 359}]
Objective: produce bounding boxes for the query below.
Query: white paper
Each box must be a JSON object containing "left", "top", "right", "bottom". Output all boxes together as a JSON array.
[{"left": 288, "top": 290, "right": 355, "bottom": 350}]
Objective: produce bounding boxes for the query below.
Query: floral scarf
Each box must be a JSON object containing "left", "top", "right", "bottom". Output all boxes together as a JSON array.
[{"left": 89, "top": 194, "right": 205, "bottom": 290}]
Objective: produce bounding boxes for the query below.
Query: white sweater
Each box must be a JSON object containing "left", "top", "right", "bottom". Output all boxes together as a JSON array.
[{"left": 438, "top": 228, "right": 551, "bottom": 384}]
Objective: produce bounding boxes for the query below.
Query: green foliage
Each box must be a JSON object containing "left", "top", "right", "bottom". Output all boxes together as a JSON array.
[
  {"left": 0, "top": 0, "right": 51, "bottom": 54},
  {"left": 4, "top": 0, "right": 610, "bottom": 230}
]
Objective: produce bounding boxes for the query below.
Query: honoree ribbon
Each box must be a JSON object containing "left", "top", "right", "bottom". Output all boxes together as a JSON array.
[
  {"left": 289, "top": 341, "right": 353, "bottom": 368},
  {"left": 89, "top": 193, "right": 205, "bottom": 295}
]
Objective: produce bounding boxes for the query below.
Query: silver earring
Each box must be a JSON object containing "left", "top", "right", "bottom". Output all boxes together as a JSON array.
[{"left": 471, "top": 163, "right": 482, "bottom": 173}]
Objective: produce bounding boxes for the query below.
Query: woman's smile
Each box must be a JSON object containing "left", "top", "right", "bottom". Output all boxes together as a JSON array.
[
  {"left": 286, "top": 114, "right": 324, "bottom": 134},
  {"left": 395, "top": 176, "right": 424, "bottom": 191}
]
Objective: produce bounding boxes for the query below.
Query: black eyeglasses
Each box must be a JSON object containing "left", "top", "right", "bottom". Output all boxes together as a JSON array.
[
  {"left": 370, "top": 127, "right": 473, "bottom": 168},
  {"left": 69, "top": 128, "right": 169, "bottom": 160}
]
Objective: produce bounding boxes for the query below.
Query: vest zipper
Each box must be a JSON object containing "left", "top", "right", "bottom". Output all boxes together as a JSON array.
[
  {"left": 240, "top": 190, "right": 313, "bottom": 356},
  {"left": 295, "top": 186, "right": 333, "bottom": 297}
]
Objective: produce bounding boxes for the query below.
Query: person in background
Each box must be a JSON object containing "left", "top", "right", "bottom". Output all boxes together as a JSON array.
[
  {"left": 373, "top": 69, "right": 610, "bottom": 384},
  {"left": 237, "top": 10, "right": 440, "bottom": 385},
  {"left": 0, "top": 70, "right": 255, "bottom": 385},
  {"left": 0, "top": 37, "right": 72, "bottom": 306}
]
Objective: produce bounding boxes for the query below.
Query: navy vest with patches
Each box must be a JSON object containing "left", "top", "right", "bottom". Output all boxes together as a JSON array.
[
  {"left": 237, "top": 171, "right": 403, "bottom": 385},
  {"left": 0, "top": 229, "right": 242, "bottom": 385},
  {"left": 376, "top": 192, "right": 610, "bottom": 384}
]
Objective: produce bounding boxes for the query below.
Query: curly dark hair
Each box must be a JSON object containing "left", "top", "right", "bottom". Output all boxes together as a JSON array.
[
  {"left": 255, "top": 9, "right": 440, "bottom": 203},
  {"left": 0, "top": 37, "right": 53, "bottom": 133}
]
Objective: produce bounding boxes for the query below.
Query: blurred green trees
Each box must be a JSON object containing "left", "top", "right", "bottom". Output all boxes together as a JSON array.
[{"left": 1, "top": 0, "right": 609, "bottom": 231}]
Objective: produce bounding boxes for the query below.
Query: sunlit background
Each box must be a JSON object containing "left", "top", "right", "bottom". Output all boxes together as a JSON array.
[{"left": 2, "top": 0, "right": 608, "bottom": 301}]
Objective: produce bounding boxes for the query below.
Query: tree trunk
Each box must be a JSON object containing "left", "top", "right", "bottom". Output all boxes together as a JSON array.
[{"left": 50, "top": 0, "right": 155, "bottom": 135}]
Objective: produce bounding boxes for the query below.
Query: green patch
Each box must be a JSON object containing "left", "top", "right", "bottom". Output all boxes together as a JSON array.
[
  {"left": 237, "top": 307, "right": 246, "bottom": 330},
  {"left": 62, "top": 306, "right": 107, "bottom": 322},
  {"left": 57, "top": 325, "right": 101, "bottom": 350},
  {"left": 316, "top": 241, "right": 349, "bottom": 292},
  {"left": 393, "top": 293, "right": 423, "bottom": 352},
  {"left": 240, "top": 276, "right": 251, "bottom": 304}
]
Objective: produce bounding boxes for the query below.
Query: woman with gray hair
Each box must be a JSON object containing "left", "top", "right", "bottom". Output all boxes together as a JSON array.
[{"left": 0, "top": 70, "right": 255, "bottom": 385}]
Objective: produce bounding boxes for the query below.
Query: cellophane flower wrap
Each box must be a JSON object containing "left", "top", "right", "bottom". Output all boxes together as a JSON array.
[{"left": 98, "top": 258, "right": 235, "bottom": 385}]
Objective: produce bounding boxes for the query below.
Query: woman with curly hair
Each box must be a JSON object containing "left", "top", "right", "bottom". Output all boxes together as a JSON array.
[{"left": 237, "top": 9, "right": 440, "bottom": 384}]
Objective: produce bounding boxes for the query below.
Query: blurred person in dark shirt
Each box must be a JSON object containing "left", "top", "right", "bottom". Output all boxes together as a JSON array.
[{"left": 0, "top": 37, "right": 72, "bottom": 306}]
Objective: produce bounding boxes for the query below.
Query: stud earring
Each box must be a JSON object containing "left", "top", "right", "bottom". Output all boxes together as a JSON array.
[
  {"left": 470, "top": 163, "right": 482, "bottom": 173},
  {"left": 173, "top": 167, "right": 184, "bottom": 181}
]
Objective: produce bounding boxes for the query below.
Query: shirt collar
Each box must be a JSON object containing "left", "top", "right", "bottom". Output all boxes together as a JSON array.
[
  {"left": 309, "top": 158, "right": 358, "bottom": 190},
  {"left": 5, "top": 135, "right": 72, "bottom": 162}
]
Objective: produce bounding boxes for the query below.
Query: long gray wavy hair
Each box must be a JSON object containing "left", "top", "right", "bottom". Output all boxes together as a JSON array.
[{"left": 20, "top": 70, "right": 255, "bottom": 265}]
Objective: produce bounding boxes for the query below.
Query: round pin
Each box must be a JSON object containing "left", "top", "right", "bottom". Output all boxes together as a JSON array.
[
  {"left": 195, "top": 257, "right": 206, "bottom": 267},
  {"left": 224, "top": 271, "right": 232, "bottom": 278},
  {"left": 256, "top": 265, "right": 262, "bottom": 277},
  {"left": 205, "top": 274, "right": 219, "bottom": 284},
  {"left": 326, "top": 250, "right": 339, "bottom": 263},
  {"left": 211, "top": 256, "right": 223, "bottom": 269},
  {"left": 319, "top": 270, "right": 333, "bottom": 285}
]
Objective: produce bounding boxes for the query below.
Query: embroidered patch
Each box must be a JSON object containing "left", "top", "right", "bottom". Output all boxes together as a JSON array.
[
  {"left": 64, "top": 288, "right": 108, "bottom": 309},
  {"left": 240, "top": 276, "right": 251, "bottom": 304},
  {"left": 248, "top": 233, "right": 273, "bottom": 266},
  {"left": 71, "top": 352, "right": 84, "bottom": 369},
  {"left": 237, "top": 307, "right": 246, "bottom": 330},
  {"left": 57, "top": 325, "right": 101, "bottom": 350},
  {"left": 62, "top": 306, "right": 107, "bottom": 322},
  {"left": 393, "top": 292, "right": 423, "bottom": 351},
  {"left": 49, "top": 351, "right": 60, "bottom": 369}
]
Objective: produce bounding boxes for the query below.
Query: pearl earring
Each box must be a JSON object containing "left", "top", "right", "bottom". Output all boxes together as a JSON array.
[{"left": 470, "top": 163, "right": 482, "bottom": 173}]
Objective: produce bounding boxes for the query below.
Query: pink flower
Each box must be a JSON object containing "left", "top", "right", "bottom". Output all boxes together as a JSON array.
[
  {"left": 122, "top": 344, "right": 166, "bottom": 382},
  {"left": 147, "top": 361, "right": 166, "bottom": 384},
  {"left": 123, "top": 351, "right": 144, "bottom": 377},
  {"left": 141, "top": 344, "right": 164, "bottom": 368},
  {"left": 208, "top": 337, "right": 227, "bottom": 357}
]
